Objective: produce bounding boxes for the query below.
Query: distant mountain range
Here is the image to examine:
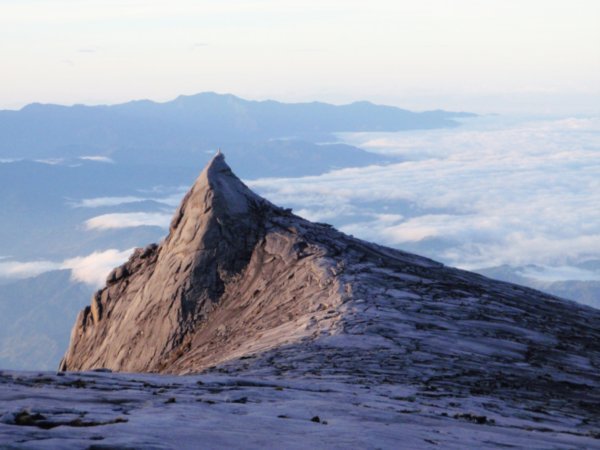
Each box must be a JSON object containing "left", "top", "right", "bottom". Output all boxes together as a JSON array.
[
  {"left": 0, "top": 92, "right": 474, "bottom": 164},
  {"left": 0, "top": 94, "right": 474, "bottom": 262},
  {"left": 477, "top": 265, "right": 600, "bottom": 309},
  {"left": 0, "top": 270, "right": 92, "bottom": 370}
]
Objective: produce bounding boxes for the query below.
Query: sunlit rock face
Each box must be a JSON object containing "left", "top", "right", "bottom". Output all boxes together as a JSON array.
[{"left": 60, "top": 152, "right": 347, "bottom": 373}]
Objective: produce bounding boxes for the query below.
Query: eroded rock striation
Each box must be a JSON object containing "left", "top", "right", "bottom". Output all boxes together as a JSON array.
[{"left": 61, "top": 152, "right": 600, "bottom": 428}]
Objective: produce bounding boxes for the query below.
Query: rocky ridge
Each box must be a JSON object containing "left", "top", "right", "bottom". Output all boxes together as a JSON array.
[{"left": 59, "top": 153, "right": 599, "bottom": 436}]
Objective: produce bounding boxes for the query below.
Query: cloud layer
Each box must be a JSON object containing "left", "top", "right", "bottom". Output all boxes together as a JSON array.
[
  {"left": 249, "top": 116, "right": 600, "bottom": 277},
  {"left": 79, "top": 155, "right": 114, "bottom": 163},
  {"left": 62, "top": 249, "right": 134, "bottom": 286},
  {"left": 0, "top": 260, "right": 62, "bottom": 279},
  {"left": 85, "top": 212, "right": 172, "bottom": 230},
  {"left": 72, "top": 187, "right": 187, "bottom": 209},
  {"left": 0, "top": 248, "right": 133, "bottom": 287}
]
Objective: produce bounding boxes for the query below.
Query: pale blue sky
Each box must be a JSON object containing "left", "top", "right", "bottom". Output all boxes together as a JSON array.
[{"left": 1, "top": 0, "right": 599, "bottom": 113}]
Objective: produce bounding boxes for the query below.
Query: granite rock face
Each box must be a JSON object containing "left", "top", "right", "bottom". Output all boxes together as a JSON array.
[
  {"left": 60, "top": 153, "right": 600, "bottom": 430},
  {"left": 60, "top": 152, "right": 347, "bottom": 373}
]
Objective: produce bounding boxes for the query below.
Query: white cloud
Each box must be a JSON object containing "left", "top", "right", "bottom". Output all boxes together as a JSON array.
[
  {"left": 72, "top": 187, "right": 186, "bottom": 208},
  {"left": 250, "top": 116, "right": 600, "bottom": 278},
  {"left": 294, "top": 204, "right": 361, "bottom": 223},
  {"left": 0, "top": 260, "right": 62, "bottom": 279},
  {"left": 380, "top": 215, "right": 452, "bottom": 243},
  {"left": 0, "top": 249, "right": 134, "bottom": 288},
  {"left": 73, "top": 196, "right": 147, "bottom": 208},
  {"left": 33, "top": 158, "right": 64, "bottom": 165},
  {"left": 62, "top": 249, "right": 133, "bottom": 287},
  {"left": 79, "top": 155, "right": 114, "bottom": 163},
  {"left": 85, "top": 212, "right": 172, "bottom": 230}
]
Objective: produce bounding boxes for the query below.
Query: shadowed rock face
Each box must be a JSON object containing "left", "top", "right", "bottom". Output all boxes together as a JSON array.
[{"left": 60, "top": 153, "right": 600, "bottom": 425}]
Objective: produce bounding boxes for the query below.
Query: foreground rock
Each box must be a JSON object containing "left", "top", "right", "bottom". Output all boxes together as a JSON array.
[
  {"left": 56, "top": 152, "right": 600, "bottom": 446},
  {"left": 1, "top": 370, "right": 598, "bottom": 449}
]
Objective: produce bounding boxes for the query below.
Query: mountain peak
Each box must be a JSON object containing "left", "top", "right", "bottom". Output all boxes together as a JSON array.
[
  {"left": 168, "top": 151, "right": 269, "bottom": 237},
  {"left": 196, "top": 150, "right": 259, "bottom": 213},
  {"left": 60, "top": 157, "right": 600, "bottom": 439},
  {"left": 61, "top": 153, "right": 281, "bottom": 372},
  {"left": 195, "top": 149, "right": 239, "bottom": 194}
]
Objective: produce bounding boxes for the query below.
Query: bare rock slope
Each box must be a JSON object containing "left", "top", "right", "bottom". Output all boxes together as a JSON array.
[
  {"left": 61, "top": 152, "right": 346, "bottom": 373},
  {"left": 61, "top": 152, "right": 599, "bottom": 428}
]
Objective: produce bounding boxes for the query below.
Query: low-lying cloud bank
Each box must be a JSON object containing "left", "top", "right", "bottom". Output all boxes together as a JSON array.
[
  {"left": 79, "top": 155, "right": 114, "bottom": 163},
  {"left": 0, "top": 249, "right": 133, "bottom": 287},
  {"left": 72, "top": 187, "right": 186, "bottom": 209},
  {"left": 85, "top": 212, "right": 172, "bottom": 230},
  {"left": 74, "top": 196, "right": 147, "bottom": 208},
  {"left": 62, "top": 249, "right": 134, "bottom": 286},
  {"left": 0, "top": 260, "right": 62, "bottom": 279},
  {"left": 249, "top": 116, "right": 600, "bottom": 278}
]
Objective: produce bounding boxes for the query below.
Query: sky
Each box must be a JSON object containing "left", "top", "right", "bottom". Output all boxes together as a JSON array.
[{"left": 1, "top": 0, "right": 599, "bottom": 114}]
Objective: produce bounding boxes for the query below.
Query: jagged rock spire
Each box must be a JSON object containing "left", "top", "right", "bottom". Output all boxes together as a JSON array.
[
  {"left": 61, "top": 152, "right": 278, "bottom": 372},
  {"left": 169, "top": 151, "right": 266, "bottom": 238}
]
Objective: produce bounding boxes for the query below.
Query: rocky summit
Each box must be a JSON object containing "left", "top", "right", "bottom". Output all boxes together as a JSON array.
[
  {"left": 53, "top": 152, "right": 600, "bottom": 446},
  {"left": 60, "top": 151, "right": 348, "bottom": 373}
]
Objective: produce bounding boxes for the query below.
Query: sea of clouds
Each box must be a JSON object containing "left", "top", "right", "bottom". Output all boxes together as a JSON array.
[
  {"left": 249, "top": 116, "right": 600, "bottom": 277},
  {"left": 1, "top": 115, "right": 597, "bottom": 286}
]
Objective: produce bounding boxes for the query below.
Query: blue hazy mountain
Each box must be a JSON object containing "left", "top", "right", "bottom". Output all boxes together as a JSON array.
[
  {"left": 0, "top": 92, "right": 473, "bottom": 163},
  {"left": 476, "top": 265, "right": 600, "bottom": 309},
  {"left": 0, "top": 140, "right": 394, "bottom": 260},
  {"left": 0, "top": 160, "right": 184, "bottom": 260},
  {"left": 3, "top": 93, "right": 468, "bottom": 262},
  {"left": 0, "top": 270, "right": 93, "bottom": 370}
]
